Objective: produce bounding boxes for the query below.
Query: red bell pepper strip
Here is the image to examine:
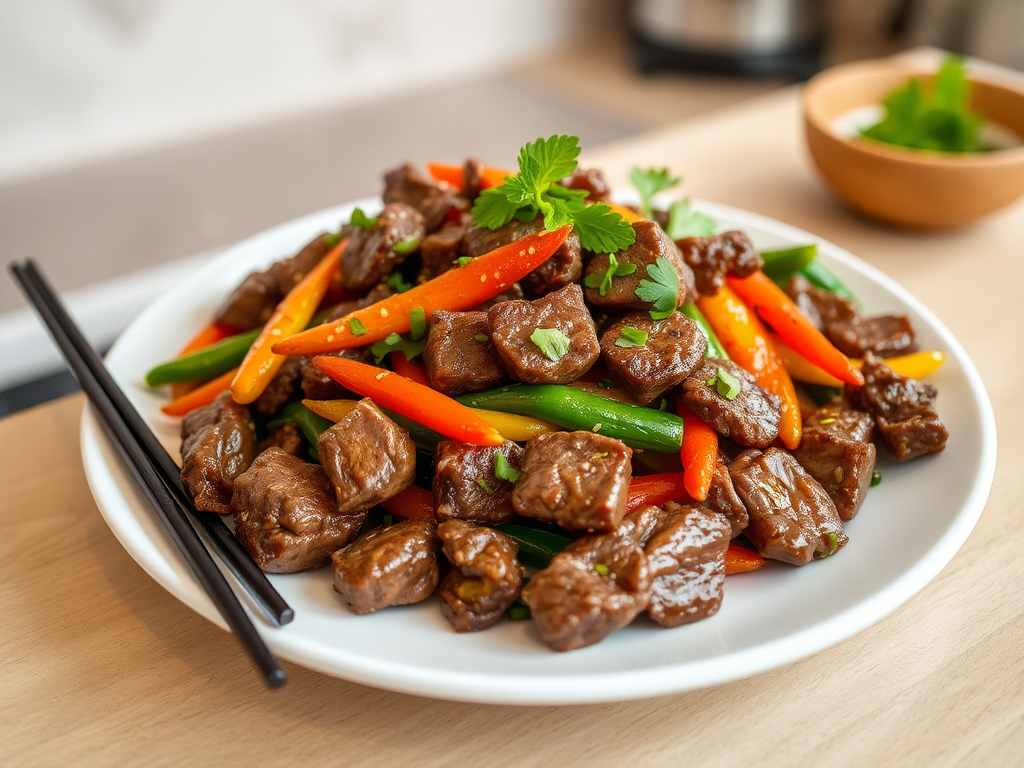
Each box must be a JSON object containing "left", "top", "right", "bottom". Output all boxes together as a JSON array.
[
  {"left": 161, "top": 367, "right": 238, "bottom": 417},
  {"left": 169, "top": 321, "right": 236, "bottom": 399},
  {"left": 626, "top": 472, "right": 691, "bottom": 512},
  {"left": 312, "top": 355, "right": 504, "bottom": 447},
  {"left": 273, "top": 226, "right": 571, "bottom": 356},
  {"left": 677, "top": 402, "right": 718, "bottom": 502},
  {"left": 724, "top": 543, "right": 766, "bottom": 575},
  {"left": 389, "top": 352, "right": 431, "bottom": 388},
  {"left": 379, "top": 485, "right": 435, "bottom": 519},
  {"left": 426, "top": 162, "right": 512, "bottom": 192}
]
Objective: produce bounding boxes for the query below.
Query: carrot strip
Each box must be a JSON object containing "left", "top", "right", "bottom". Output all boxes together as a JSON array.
[
  {"left": 725, "top": 543, "right": 766, "bottom": 575},
  {"left": 169, "top": 321, "right": 236, "bottom": 398},
  {"left": 273, "top": 226, "right": 571, "bottom": 356},
  {"left": 312, "top": 356, "right": 504, "bottom": 447},
  {"left": 231, "top": 240, "right": 344, "bottom": 404},
  {"left": 773, "top": 335, "right": 946, "bottom": 386},
  {"left": 379, "top": 485, "right": 435, "bottom": 520},
  {"left": 388, "top": 352, "right": 431, "bottom": 387},
  {"left": 605, "top": 202, "right": 644, "bottom": 223},
  {"left": 161, "top": 367, "right": 238, "bottom": 416},
  {"left": 426, "top": 162, "right": 513, "bottom": 192},
  {"left": 626, "top": 472, "right": 691, "bottom": 512},
  {"left": 677, "top": 403, "right": 718, "bottom": 502}
]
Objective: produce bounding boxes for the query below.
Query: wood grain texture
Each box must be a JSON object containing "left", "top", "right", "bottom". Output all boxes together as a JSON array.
[{"left": 4, "top": 85, "right": 1024, "bottom": 767}]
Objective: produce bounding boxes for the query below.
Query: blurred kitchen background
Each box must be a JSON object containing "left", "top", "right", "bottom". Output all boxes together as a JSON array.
[{"left": 1, "top": 0, "right": 1021, "bottom": 413}]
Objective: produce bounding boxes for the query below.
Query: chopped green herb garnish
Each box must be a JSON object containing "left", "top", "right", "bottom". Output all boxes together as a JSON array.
[
  {"left": 473, "top": 333, "right": 489, "bottom": 342},
  {"left": 455, "top": 256, "right": 474, "bottom": 267},
  {"left": 494, "top": 452, "right": 521, "bottom": 483},
  {"left": 393, "top": 236, "right": 419, "bottom": 254},
  {"left": 656, "top": 397, "right": 669, "bottom": 411},
  {"left": 506, "top": 603, "right": 531, "bottom": 621},
  {"left": 591, "top": 452, "right": 608, "bottom": 460},
  {"left": 409, "top": 306, "right": 427, "bottom": 341},
  {"left": 597, "top": 378, "right": 612, "bottom": 390},
  {"left": 370, "top": 332, "right": 424, "bottom": 364},
  {"left": 665, "top": 198, "right": 716, "bottom": 239},
  {"left": 349, "top": 318, "right": 368, "bottom": 336},
  {"left": 349, "top": 207, "right": 378, "bottom": 229},
  {"left": 385, "top": 271, "right": 413, "bottom": 292},
  {"left": 819, "top": 417, "right": 837, "bottom": 425},
  {"left": 584, "top": 253, "right": 637, "bottom": 296},
  {"left": 477, "top": 477, "right": 495, "bottom": 494},
  {"left": 816, "top": 532, "right": 839, "bottom": 559},
  {"left": 706, "top": 366, "right": 742, "bottom": 400},
  {"left": 628, "top": 166, "right": 680, "bottom": 219},
  {"left": 615, "top": 325, "right": 648, "bottom": 348},
  {"left": 381, "top": 513, "right": 394, "bottom": 528},
  {"left": 594, "top": 564, "right": 610, "bottom": 576},
  {"left": 530, "top": 327, "right": 571, "bottom": 362},
  {"left": 634, "top": 256, "right": 680, "bottom": 320},
  {"left": 871, "top": 470, "right": 882, "bottom": 487},
  {"left": 323, "top": 231, "right": 343, "bottom": 247}
]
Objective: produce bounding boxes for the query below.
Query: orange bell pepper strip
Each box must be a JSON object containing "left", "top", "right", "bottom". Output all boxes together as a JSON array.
[
  {"left": 726, "top": 271, "right": 863, "bottom": 387},
  {"left": 677, "top": 402, "right": 718, "bottom": 502},
  {"left": 169, "top": 321, "right": 236, "bottom": 398},
  {"left": 426, "top": 162, "right": 512, "bottom": 191},
  {"left": 311, "top": 355, "right": 504, "bottom": 447},
  {"left": 161, "top": 367, "right": 239, "bottom": 417},
  {"left": 379, "top": 485, "right": 435, "bottom": 520},
  {"left": 724, "top": 543, "right": 765, "bottom": 575},
  {"left": 626, "top": 472, "right": 691, "bottom": 512},
  {"left": 389, "top": 352, "right": 431, "bottom": 388},
  {"left": 696, "top": 284, "right": 802, "bottom": 449},
  {"left": 773, "top": 335, "right": 946, "bottom": 387},
  {"left": 605, "top": 202, "right": 644, "bottom": 224},
  {"left": 273, "top": 226, "right": 571, "bottom": 356},
  {"left": 230, "top": 240, "right": 344, "bottom": 404}
]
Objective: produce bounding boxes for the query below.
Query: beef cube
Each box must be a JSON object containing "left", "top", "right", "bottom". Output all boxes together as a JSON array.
[
  {"left": 423, "top": 310, "right": 508, "bottom": 396},
  {"left": 522, "top": 522, "right": 652, "bottom": 651},
  {"left": 436, "top": 520, "right": 522, "bottom": 632},
  {"left": 644, "top": 503, "right": 731, "bottom": 627},
  {"left": 317, "top": 398, "right": 416, "bottom": 513},
  {"left": 487, "top": 283, "right": 599, "bottom": 385},
  {"left": 325, "top": 283, "right": 394, "bottom": 323},
  {"left": 701, "top": 451, "right": 749, "bottom": 537},
  {"left": 332, "top": 519, "right": 440, "bottom": 614},
  {"left": 214, "top": 270, "right": 281, "bottom": 332},
  {"left": 232, "top": 449, "right": 365, "bottom": 573},
  {"left": 787, "top": 273, "right": 857, "bottom": 331},
  {"left": 557, "top": 166, "right": 611, "bottom": 202},
  {"left": 513, "top": 431, "right": 632, "bottom": 532},
  {"left": 301, "top": 347, "right": 375, "bottom": 401},
  {"left": 382, "top": 163, "right": 464, "bottom": 232},
  {"left": 461, "top": 158, "right": 485, "bottom": 201},
  {"left": 419, "top": 221, "right": 469, "bottom": 280},
  {"left": 257, "top": 422, "right": 304, "bottom": 457},
  {"left": 180, "top": 392, "right": 257, "bottom": 514},
  {"left": 677, "top": 230, "right": 762, "bottom": 297},
  {"left": 269, "top": 233, "right": 333, "bottom": 296},
  {"left": 252, "top": 354, "right": 304, "bottom": 416},
  {"left": 730, "top": 447, "right": 847, "bottom": 565},
  {"left": 341, "top": 203, "right": 425, "bottom": 294},
  {"left": 433, "top": 440, "right": 523, "bottom": 525},
  {"left": 619, "top": 504, "right": 663, "bottom": 547},
  {"left": 600, "top": 311, "right": 707, "bottom": 405},
  {"left": 472, "top": 283, "right": 524, "bottom": 311},
  {"left": 827, "top": 314, "right": 919, "bottom": 359},
  {"left": 681, "top": 358, "right": 782, "bottom": 448},
  {"left": 584, "top": 221, "right": 696, "bottom": 311}
]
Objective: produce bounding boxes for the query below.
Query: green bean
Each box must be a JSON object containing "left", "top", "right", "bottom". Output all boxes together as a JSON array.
[
  {"left": 679, "top": 302, "right": 729, "bottom": 360},
  {"left": 145, "top": 328, "right": 260, "bottom": 388},
  {"left": 496, "top": 523, "right": 572, "bottom": 568},
  {"left": 761, "top": 244, "right": 819, "bottom": 279}
]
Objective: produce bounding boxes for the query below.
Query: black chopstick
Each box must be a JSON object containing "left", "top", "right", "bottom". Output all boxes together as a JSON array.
[{"left": 10, "top": 260, "right": 288, "bottom": 689}]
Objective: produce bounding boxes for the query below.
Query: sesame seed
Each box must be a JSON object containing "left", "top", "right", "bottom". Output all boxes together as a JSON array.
[
  {"left": 593, "top": 423, "right": 602, "bottom": 432},
  {"left": 480, "top": 274, "right": 487, "bottom": 282},
  {"left": 326, "top": 335, "right": 335, "bottom": 342},
  {"left": 528, "top": 247, "right": 536, "bottom": 255},
  {"left": 375, "top": 372, "right": 388, "bottom": 380},
  {"left": 380, "top": 308, "right": 389, "bottom": 317}
]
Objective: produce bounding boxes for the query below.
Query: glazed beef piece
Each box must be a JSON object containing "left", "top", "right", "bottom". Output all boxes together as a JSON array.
[
  {"left": 257, "top": 422, "right": 304, "bottom": 457},
  {"left": 332, "top": 518, "right": 440, "bottom": 614},
  {"left": 180, "top": 391, "right": 257, "bottom": 514},
  {"left": 252, "top": 355, "right": 304, "bottom": 416},
  {"left": 232, "top": 449, "right": 365, "bottom": 573},
  {"left": 793, "top": 403, "right": 876, "bottom": 521},
  {"left": 522, "top": 521, "right": 652, "bottom": 652},
  {"left": 557, "top": 166, "right": 611, "bottom": 202},
  {"left": 383, "top": 163, "right": 464, "bottom": 232},
  {"left": 512, "top": 431, "right": 632, "bottom": 532},
  {"left": 700, "top": 451, "right": 749, "bottom": 537},
  {"left": 436, "top": 520, "right": 522, "bottom": 632},
  {"left": 677, "top": 230, "right": 762, "bottom": 297},
  {"left": 730, "top": 447, "right": 847, "bottom": 565},
  {"left": 584, "top": 221, "right": 696, "bottom": 311},
  {"left": 461, "top": 158, "right": 485, "bottom": 201},
  {"left": 851, "top": 352, "right": 948, "bottom": 461},
  {"left": 214, "top": 270, "right": 280, "bottom": 331},
  {"left": 325, "top": 283, "right": 394, "bottom": 323},
  {"left": 317, "top": 398, "right": 416, "bottom": 513},
  {"left": 301, "top": 347, "right": 375, "bottom": 400},
  {"left": 681, "top": 358, "right": 782, "bottom": 448},
  {"left": 433, "top": 440, "right": 524, "bottom": 525},
  {"left": 487, "top": 283, "right": 600, "bottom": 385},
  {"left": 269, "top": 233, "right": 333, "bottom": 296},
  {"left": 423, "top": 310, "right": 508, "bottom": 396},
  {"left": 827, "top": 314, "right": 919, "bottom": 359},
  {"left": 341, "top": 203, "right": 425, "bottom": 294},
  {"left": 419, "top": 221, "right": 469, "bottom": 279},
  {"left": 472, "top": 283, "right": 524, "bottom": 311},
  {"left": 618, "top": 504, "right": 662, "bottom": 546},
  {"left": 644, "top": 503, "right": 731, "bottom": 627},
  {"left": 600, "top": 311, "right": 707, "bottom": 405},
  {"left": 787, "top": 274, "right": 857, "bottom": 331}
]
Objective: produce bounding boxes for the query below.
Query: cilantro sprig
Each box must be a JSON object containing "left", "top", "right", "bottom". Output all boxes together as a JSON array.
[
  {"left": 530, "top": 327, "right": 571, "bottom": 362},
  {"left": 665, "top": 199, "right": 716, "bottom": 239},
  {"left": 615, "top": 326, "right": 648, "bottom": 348},
  {"left": 634, "top": 257, "right": 680, "bottom": 320},
  {"left": 494, "top": 452, "right": 521, "bottom": 483},
  {"left": 628, "top": 166, "right": 680, "bottom": 219},
  {"left": 584, "top": 253, "right": 637, "bottom": 296},
  {"left": 349, "top": 208, "right": 378, "bottom": 229},
  {"left": 370, "top": 332, "right": 424, "bottom": 364}
]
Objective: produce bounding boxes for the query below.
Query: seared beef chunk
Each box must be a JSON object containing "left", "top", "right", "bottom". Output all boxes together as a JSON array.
[
  {"left": 701, "top": 451, "right": 749, "bottom": 537},
  {"left": 473, "top": 283, "right": 524, "bottom": 311},
  {"left": 269, "top": 233, "right": 333, "bottom": 296},
  {"left": 852, "top": 353, "right": 948, "bottom": 461},
  {"left": 513, "top": 431, "right": 632, "bottom": 532},
  {"left": 419, "top": 221, "right": 469, "bottom": 279},
  {"left": 585, "top": 221, "right": 696, "bottom": 311},
  {"left": 180, "top": 392, "right": 257, "bottom": 514},
  {"left": 644, "top": 503, "right": 730, "bottom": 627},
  {"left": 301, "top": 347, "right": 375, "bottom": 400},
  {"left": 332, "top": 518, "right": 440, "bottom": 614},
  {"left": 257, "top": 422, "right": 304, "bottom": 456},
  {"left": 383, "top": 163, "right": 464, "bottom": 232},
  {"left": 461, "top": 158, "right": 485, "bottom": 201},
  {"left": 252, "top": 355, "right": 304, "bottom": 416},
  {"left": 317, "top": 398, "right": 416, "bottom": 513},
  {"left": 827, "top": 314, "right": 919, "bottom": 359},
  {"left": 433, "top": 440, "right": 523, "bottom": 525},
  {"left": 232, "top": 449, "right": 365, "bottom": 573},
  {"left": 677, "top": 230, "right": 762, "bottom": 297},
  {"left": 341, "top": 202, "right": 425, "bottom": 294},
  {"left": 325, "top": 283, "right": 394, "bottom": 323},
  {"left": 600, "top": 311, "right": 707, "bottom": 404},
  {"left": 730, "top": 447, "right": 847, "bottom": 565},
  {"left": 793, "top": 403, "right": 876, "bottom": 520},
  {"left": 214, "top": 270, "right": 280, "bottom": 332},
  {"left": 522, "top": 521, "right": 652, "bottom": 651},
  {"left": 436, "top": 520, "right": 522, "bottom": 632},
  {"left": 462, "top": 216, "right": 583, "bottom": 298},
  {"left": 558, "top": 166, "right": 611, "bottom": 202},
  {"left": 681, "top": 358, "right": 782, "bottom": 448},
  {"left": 487, "top": 283, "right": 600, "bottom": 384},
  {"left": 618, "top": 504, "right": 662, "bottom": 546},
  {"left": 423, "top": 310, "right": 508, "bottom": 396},
  {"left": 787, "top": 274, "right": 857, "bottom": 331}
]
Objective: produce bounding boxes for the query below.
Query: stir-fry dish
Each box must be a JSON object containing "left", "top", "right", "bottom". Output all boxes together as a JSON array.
[{"left": 148, "top": 136, "right": 949, "bottom": 652}]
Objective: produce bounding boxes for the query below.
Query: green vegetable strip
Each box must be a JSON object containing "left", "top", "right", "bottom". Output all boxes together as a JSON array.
[
  {"left": 145, "top": 328, "right": 261, "bottom": 387},
  {"left": 679, "top": 303, "right": 729, "bottom": 360},
  {"left": 266, "top": 401, "right": 334, "bottom": 463},
  {"left": 797, "top": 261, "right": 858, "bottom": 303},
  {"left": 803, "top": 383, "right": 843, "bottom": 407},
  {"left": 496, "top": 523, "right": 572, "bottom": 568},
  {"left": 457, "top": 384, "right": 685, "bottom": 453},
  {"left": 760, "top": 244, "right": 819, "bottom": 279}
]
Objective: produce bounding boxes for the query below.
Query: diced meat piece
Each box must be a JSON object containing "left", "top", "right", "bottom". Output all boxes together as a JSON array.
[
  {"left": 729, "top": 447, "right": 847, "bottom": 565},
  {"left": 793, "top": 403, "right": 877, "bottom": 521},
  {"left": 584, "top": 221, "right": 697, "bottom": 311},
  {"left": 644, "top": 503, "right": 730, "bottom": 627},
  {"left": 332, "top": 519, "right": 440, "bottom": 614},
  {"left": 700, "top": 451, "right": 749, "bottom": 537},
  {"left": 619, "top": 504, "right": 662, "bottom": 547},
  {"left": 382, "top": 163, "right": 464, "bottom": 232},
  {"left": 324, "top": 283, "right": 394, "bottom": 323},
  {"left": 522, "top": 521, "right": 652, "bottom": 652},
  {"left": 513, "top": 431, "right": 632, "bottom": 532},
  {"left": 787, "top": 273, "right": 857, "bottom": 331},
  {"left": 252, "top": 354, "right": 304, "bottom": 416},
  {"left": 681, "top": 358, "right": 782, "bottom": 448},
  {"left": 461, "top": 158, "right": 485, "bottom": 201},
  {"left": 232, "top": 448, "right": 365, "bottom": 573},
  {"left": 180, "top": 391, "right": 257, "bottom": 514},
  {"left": 423, "top": 310, "right": 508, "bottom": 396},
  {"left": 301, "top": 347, "right": 375, "bottom": 400},
  {"left": 419, "top": 221, "right": 469, "bottom": 280},
  {"left": 487, "top": 283, "right": 600, "bottom": 384},
  {"left": 214, "top": 270, "right": 280, "bottom": 332},
  {"left": 558, "top": 166, "right": 611, "bottom": 202},
  {"left": 257, "top": 422, "right": 304, "bottom": 457},
  {"left": 677, "top": 230, "right": 762, "bottom": 297},
  {"left": 473, "top": 283, "right": 524, "bottom": 311},
  {"left": 433, "top": 440, "right": 524, "bottom": 525},
  {"left": 317, "top": 398, "right": 416, "bottom": 513},
  {"left": 436, "top": 520, "right": 522, "bottom": 632},
  {"left": 341, "top": 203, "right": 425, "bottom": 294},
  {"left": 600, "top": 311, "right": 707, "bottom": 405},
  {"left": 827, "top": 314, "right": 919, "bottom": 359},
  {"left": 269, "top": 233, "right": 333, "bottom": 296}
]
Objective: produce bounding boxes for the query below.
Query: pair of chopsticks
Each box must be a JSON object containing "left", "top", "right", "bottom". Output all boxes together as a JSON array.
[{"left": 9, "top": 259, "right": 291, "bottom": 689}]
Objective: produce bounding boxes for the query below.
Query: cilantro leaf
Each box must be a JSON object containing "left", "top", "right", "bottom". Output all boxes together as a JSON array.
[
  {"left": 393, "top": 236, "right": 419, "bottom": 254},
  {"left": 634, "top": 257, "right": 680, "bottom": 319},
  {"left": 628, "top": 166, "right": 680, "bottom": 219},
  {"left": 665, "top": 198, "right": 717, "bottom": 239},
  {"left": 529, "top": 327, "right": 571, "bottom": 362},
  {"left": 494, "top": 452, "right": 521, "bottom": 483},
  {"left": 477, "top": 477, "right": 495, "bottom": 494},
  {"left": 349, "top": 208, "right": 378, "bottom": 229},
  {"left": 349, "top": 318, "right": 368, "bottom": 336},
  {"left": 323, "top": 231, "right": 343, "bottom": 247},
  {"left": 615, "top": 326, "right": 648, "bottom": 348},
  {"left": 705, "top": 366, "right": 742, "bottom": 400},
  {"left": 571, "top": 202, "right": 636, "bottom": 254},
  {"left": 385, "top": 271, "right": 413, "bottom": 293},
  {"left": 585, "top": 253, "right": 637, "bottom": 296},
  {"left": 370, "top": 332, "right": 424, "bottom": 364},
  {"left": 472, "top": 186, "right": 519, "bottom": 229},
  {"left": 455, "top": 256, "right": 474, "bottom": 267},
  {"left": 520, "top": 135, "right": 580, "bottom": 189},
  {"left": 409, "top": 306, "right": 427, "bottom": 341}
]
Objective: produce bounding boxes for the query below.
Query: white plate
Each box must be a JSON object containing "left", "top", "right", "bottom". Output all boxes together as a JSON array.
[{"left": 80, "top": 199, "right": 996, "bottom": 705}]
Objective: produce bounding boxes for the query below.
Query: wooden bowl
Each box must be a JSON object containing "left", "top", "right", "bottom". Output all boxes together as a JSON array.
[{"left": 803, "top": 59, "right": 1024, "bottom": 227}]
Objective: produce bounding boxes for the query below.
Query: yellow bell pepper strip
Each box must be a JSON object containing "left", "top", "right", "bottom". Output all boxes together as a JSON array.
[
  {"left": 230, "top": 240, "right": 345, "bottom": 404},
  {"left": 426, "top": 162, "right": 513, "bottom": 191},
  {"left": 878, "top": 350, "right": 946, "bottom": 379},
  {"left": 696, "top": 284, "right": 802, "bottom": 450},
  {"left": 161, "top": 367, "right": 239, "bottom": 417},
  {"left": 725, "top": 271, "right": 864, "bottom": 387},
  {"left": 312, "top": 356, "right": 504, "bottom": 447},
  {"left": 272, "top": 226, "right": 571, "bottom": 356},
  {"left": 773, "top": 334, "right": 946, "bottom": 386},
  {"left": 677, "top": 400, "right": 718, "bottom": 502}
]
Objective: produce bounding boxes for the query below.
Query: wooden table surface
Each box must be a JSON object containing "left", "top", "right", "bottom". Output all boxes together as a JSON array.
[{"left": 4, "top": 84, "right": 1024, "bottom": 767}]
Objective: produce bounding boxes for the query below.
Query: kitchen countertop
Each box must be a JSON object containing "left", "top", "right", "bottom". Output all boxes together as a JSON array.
[{"left": 3, "top": 82, "right": 1024, "bottom": 767}]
